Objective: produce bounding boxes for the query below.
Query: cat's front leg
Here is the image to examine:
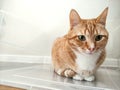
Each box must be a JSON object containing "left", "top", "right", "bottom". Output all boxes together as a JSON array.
[
  {"left": 80, "top": 70, "right": 95, "bottom": 81},
  {"left": 56, "top": 68, "right": 76, "bottom": 78},
  {"left": 73, "top": 74, "right": 95, "bottom": 81},
  {"left": 79, "top": 70, "right": 94, "bottom": 77},
  {"left": 74, "top": 70, "right": 95, "bottom": 81},
  {"left": 84, "top": 75, "right": 95, "bottom": 81},
  {"left": 73, "top": 74, "right": 84, "bottom": 81}
]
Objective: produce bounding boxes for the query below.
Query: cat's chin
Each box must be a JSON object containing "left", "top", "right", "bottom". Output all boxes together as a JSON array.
[
  {"left": 84, "top": 50, "right": 96, "bottom": 55},
  {"left": 85, "top": 52, "right": 94, "bottom": 55}
]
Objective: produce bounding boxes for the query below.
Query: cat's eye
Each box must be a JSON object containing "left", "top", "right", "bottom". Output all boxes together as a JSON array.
[
  {"left": 95, "top": 35, "right": 103, "bottom": 41},
  {"left": 78, "top": 35, "right": 86, "bottom": 41}
]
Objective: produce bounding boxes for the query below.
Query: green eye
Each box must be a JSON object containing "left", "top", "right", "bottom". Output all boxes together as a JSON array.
[
  {"left": 95, "top": 35, "right": 103, "bottom": 41},
  {"left": 78, "top": 35, "right": 86, "bottom": 41}
]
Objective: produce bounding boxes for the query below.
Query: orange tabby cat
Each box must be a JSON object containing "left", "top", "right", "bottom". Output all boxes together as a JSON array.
[{"left": 52, "top": 7, "right": 109, "bottom": 81}]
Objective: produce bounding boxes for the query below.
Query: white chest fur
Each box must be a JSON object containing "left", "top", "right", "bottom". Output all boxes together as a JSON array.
[{"left": 74, "top": 51, "right": 101, "bottom": 71}]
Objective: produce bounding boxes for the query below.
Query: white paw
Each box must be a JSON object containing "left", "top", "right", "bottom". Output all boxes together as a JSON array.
[
  {"left": 64, "top": 69, "right": 71, "bottom": 77},
  {"left": 84, "top": 75, "right": 95, "bottom": 81},
  {"left": 73, "top": 74, "right": 83, "bottom": 81},
  {"left": 57, "top": 69, "right": 62, "bottom": 75}
]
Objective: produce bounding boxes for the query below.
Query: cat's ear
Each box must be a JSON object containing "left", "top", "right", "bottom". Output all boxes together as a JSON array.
[
  {"left": 69, "top": 9, "right": 81, "bottom": 29},
  {"left": 96, "top": 7, "right": 108, "bottom": 26}
]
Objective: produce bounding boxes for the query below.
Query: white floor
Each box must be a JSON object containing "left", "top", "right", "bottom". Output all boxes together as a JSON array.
[{"left": 0, "top": 62, "right": 120, "bottom": 90}]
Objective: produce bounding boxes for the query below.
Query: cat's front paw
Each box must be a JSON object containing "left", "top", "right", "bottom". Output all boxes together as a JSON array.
[
  {"left": 80, "top": 70, "right": 93, "bottom": 77},
  {"left": 64, "top": 69, "right": 76, "bottom": 77},
  {"left": 84, "top": 75, "right": 95, "bottom": 81},
  {"left": 73, "top": 74, "right": 84, "bottom": 81}
]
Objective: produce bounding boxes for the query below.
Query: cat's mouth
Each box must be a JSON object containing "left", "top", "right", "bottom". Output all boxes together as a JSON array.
[
  {"left": 75, "top": 47, "right": 99, "bottom": 55},
  {"left": 86, "top": 51, "right": 94, "bottom": 54},
  {"left": 85, "top": 49, "right": 96, "bottom": 54},
  {"left": 86, "top": 51, "right": 95, "bottom": 54}
]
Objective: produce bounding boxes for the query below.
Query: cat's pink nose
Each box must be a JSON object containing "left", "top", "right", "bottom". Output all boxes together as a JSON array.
[{"left": 88, "top": 47, "right": 95, "bottom": 52}]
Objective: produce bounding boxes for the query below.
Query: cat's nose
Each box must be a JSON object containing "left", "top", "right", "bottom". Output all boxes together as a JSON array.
[{"left": 88, "top": 47, "right": 95, "bottom": 52}]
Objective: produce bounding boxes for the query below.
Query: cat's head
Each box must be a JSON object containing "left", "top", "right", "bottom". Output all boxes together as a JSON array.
[{"left": 67, "top": 7, "right": 109, "bottom": 54}]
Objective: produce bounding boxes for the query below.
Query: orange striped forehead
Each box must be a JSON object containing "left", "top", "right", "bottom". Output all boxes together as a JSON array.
[{"left": 70, "top": 19, "right": 108, "bottom": 38}]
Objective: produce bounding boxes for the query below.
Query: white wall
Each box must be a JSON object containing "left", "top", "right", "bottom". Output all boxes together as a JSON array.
[{"left": 0, "top": 0, "right": 120, "bottom": 59}]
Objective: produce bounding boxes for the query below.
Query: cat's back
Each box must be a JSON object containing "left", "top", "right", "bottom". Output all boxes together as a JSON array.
[{"left": 52, "top": 35, "right": 67, "bottom": 52}]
